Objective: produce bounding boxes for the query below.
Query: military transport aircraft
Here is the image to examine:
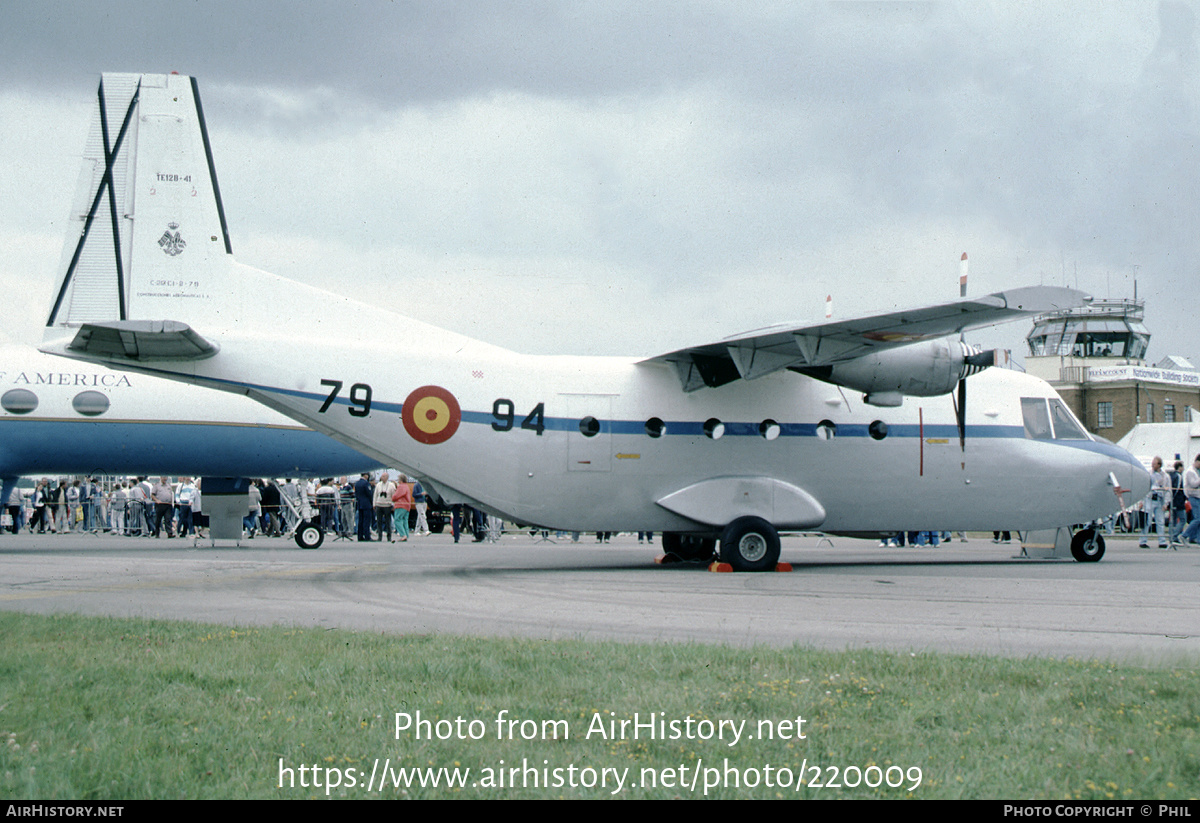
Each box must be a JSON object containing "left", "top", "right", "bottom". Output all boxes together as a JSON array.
[{"left": 40, "top": 73, "right": 1150, "bottom": 569}]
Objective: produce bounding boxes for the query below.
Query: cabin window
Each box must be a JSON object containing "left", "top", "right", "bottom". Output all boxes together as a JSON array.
[
  {"left": 72, "top": 391, "right": 111, "bottom": 417},
  {"left": 644, "top": 417, "right": 666, "bottom": 438},
  {"left": 0, "top": 388, "right": 37, "bottom": 415},
  {"left": 704, "top": 418, "right": 725, "bottom": 440},
  {"left": 816, "top": 420, "right": 837, "bottom": 440},
  {"left": 578, "top": 416, "right": 600, "bottom": 437},
  {"left": 868, "top": 420, "right": 888, "bottom": 440},
  {"left": 759, "top": 419, "right": 780, "bottom": 440}
]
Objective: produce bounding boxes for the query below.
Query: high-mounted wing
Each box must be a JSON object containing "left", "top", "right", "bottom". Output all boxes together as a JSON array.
[{"left": 646, "top": 286, "right": 1089, "bottom": 393}]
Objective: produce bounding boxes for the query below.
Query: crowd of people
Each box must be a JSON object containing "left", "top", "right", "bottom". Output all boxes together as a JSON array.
[
  {"left": 7, "top": 458, "right": 1199, "bottom": 547},
  {"left": 0, "top": 472, "right": 500, "bottom": 544},
  {"left": 3, "top": 476, "right": 289, "bottom": 538},
  {"left": 1137, "top": 454, "right": 1200, "bottom": 548}
]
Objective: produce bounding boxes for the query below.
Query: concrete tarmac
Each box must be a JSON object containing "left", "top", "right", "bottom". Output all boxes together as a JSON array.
[{"left": 1, "top": 529, "right": 1197, "bottom": 662}]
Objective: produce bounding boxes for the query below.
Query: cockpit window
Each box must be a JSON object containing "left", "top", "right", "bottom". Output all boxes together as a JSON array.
[
  {"left": 1022, "top": 397, "right": 1090, "bottom": 441},
  {"left": 1048, "top": 399, "right": 1088, "bottom": 440},
  {"left": 1021, "top": 398, "right": 1053, "bottom": 440}
]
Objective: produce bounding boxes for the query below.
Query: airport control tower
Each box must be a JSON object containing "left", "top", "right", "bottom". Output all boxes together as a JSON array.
[{"left": 1024, "top": 298, "right": 1199, "bottom": 441}]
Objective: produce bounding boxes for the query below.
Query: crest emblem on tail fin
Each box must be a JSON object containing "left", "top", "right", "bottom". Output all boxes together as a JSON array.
[{"left": 158, "top": 222, "right": 186, "bottom": 256}]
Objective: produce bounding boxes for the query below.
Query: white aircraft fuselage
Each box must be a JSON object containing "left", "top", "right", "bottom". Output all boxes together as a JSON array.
[
  {"left": 137, "top": 297, "right": 1134, "bottom": 536},
  {"left": 38, "top": 73, "right": 1150, "bottom": 565}
]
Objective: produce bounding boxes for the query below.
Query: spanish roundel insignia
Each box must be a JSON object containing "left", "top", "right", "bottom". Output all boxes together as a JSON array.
[{"left": 401, "top": 385, "right": 462, "bottom": 445}]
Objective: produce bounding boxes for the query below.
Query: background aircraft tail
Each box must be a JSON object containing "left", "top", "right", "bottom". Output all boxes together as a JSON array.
[{"left": 44, "top": 73, "right": 233, "bottom": 350}]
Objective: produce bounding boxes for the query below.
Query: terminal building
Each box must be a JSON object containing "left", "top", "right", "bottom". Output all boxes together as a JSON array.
[{"left": 1023, "top": 298, "right": 1200, "bottom": 444}]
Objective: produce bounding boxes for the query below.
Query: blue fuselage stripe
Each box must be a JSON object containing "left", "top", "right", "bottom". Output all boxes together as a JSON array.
[{"left": 118, "top": 369, "right": 1125, "bottom": 457}]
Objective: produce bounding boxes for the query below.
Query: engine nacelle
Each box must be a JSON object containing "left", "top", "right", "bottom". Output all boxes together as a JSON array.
[{"left": 796, "top": 339, "right": 993, "bottom": 404}]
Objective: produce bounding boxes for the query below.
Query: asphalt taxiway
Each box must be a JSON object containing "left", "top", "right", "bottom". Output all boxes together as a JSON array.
[{"left": 1, "top": 531, "right": 1196, "bottom": 662}]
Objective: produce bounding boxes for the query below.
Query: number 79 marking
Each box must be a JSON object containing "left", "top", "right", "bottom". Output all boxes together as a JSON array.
[{"left": 318, "top": 378, "right": 372, "bottom": 417}]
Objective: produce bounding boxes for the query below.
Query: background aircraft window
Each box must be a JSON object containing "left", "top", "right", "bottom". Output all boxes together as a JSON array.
[
  {"left": 1048, "top": 399, "right": 1088, "bottom": 440},
  {"left": 72, "top": 390, "right": 111, "bottom": 416},
  {"left": 1, "top": 388, "right": 38, "bottom": 414},
  {"left": 1021, "top": 397, "right": 1053, "bottom": 440},
  {"left": 644, "top": 417, "right": 665, "bottom": 438},
  {"left": 816, "top": 420, "right": 837, "bottom": 440},
  {"left": 578, "top": 416, "right": 600, "bottom": 437},
  {"left": 759, "top": 419, "right": 780, "bottom": 441},
  {"left": 869, "top": 420, "right": 888, "bottom": 440},
  {"left": 704, "top": 418, "right": 724, "bottom": 440}
]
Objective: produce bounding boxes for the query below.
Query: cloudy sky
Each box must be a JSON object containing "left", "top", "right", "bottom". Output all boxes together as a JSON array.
[{"left": 2, "top": 1, "right": 1196, "bottom": 363}]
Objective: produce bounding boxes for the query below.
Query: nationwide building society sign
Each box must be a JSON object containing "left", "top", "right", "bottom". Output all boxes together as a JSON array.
[{"left": 1085, "top": 365, "right": 1200, "bottom": 387}]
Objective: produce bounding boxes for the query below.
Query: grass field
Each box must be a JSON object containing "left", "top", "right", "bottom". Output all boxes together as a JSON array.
[{"left": 0, "top": 612, "right": 1196, "bottom": 799}]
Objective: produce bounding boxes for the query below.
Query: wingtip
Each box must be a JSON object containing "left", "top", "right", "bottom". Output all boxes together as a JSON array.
[{"left": 995, "top": 286, "right": 1093, "bottom": 314}]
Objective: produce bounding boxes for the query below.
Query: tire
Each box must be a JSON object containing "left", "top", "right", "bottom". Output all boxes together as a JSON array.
[
  {"left": 719, "top": 516, "right": 781, "bottom": 572},
  {"left": 661, "top": 533, "right": 717, "bottom": 562},
  {"left": 295, "top": 519, "right": 324, "bottom": 550},
  {"left": 1070, "top": 528, "right": 1104, "bottom": 562}
]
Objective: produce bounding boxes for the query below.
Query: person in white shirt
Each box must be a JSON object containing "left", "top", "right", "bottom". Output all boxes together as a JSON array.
[
  {"left": 1139, "top": 456, "right": 1170, "bottom": 548},
  {"left": 373, "top": 472, "right": 396, "bottom": 542}
]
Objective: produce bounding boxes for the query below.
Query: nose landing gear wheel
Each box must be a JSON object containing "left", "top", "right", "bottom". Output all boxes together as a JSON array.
[
  {"left": 296, "top": 519, "right": 325, "bottom": 550},
  {"left": 1070, "top": 528, "right": 1104, "bottom": 562}
]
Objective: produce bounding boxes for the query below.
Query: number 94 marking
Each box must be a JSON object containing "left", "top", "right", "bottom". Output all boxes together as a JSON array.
[{"left": 492, "top": 399, "right": 544, "bottom": 435}]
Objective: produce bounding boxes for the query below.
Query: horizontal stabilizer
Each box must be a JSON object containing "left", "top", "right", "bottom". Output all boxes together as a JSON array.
[{"left": 66, "top": 320, "right": 219, "bottom": 361}]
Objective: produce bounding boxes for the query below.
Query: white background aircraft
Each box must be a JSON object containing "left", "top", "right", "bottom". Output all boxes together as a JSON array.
[
  {"left": 40, "top": 73, "right": 1150, "bottom": 569},
  {"left": 0, "top": 343, "right": 382, "bottom": 518}
]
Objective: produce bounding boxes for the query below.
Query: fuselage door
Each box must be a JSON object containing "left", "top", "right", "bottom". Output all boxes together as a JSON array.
[{"left": 559, "top": 393, "right": 615, "bottom": 472}]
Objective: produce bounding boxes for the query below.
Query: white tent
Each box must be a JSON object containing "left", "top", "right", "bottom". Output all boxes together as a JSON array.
[{"left": 1117, "top": 418, "right": 1200, "bottom": 470}]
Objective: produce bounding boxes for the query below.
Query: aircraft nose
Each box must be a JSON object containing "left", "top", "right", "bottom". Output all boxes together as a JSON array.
[{"left": 1117, "top": 449, "right": 1151, "bottom": 501}]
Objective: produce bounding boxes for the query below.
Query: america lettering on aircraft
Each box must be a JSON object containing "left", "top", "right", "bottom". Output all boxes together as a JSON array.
[{"left": 3, "top": 371, "right": 132, "bottom": 388}]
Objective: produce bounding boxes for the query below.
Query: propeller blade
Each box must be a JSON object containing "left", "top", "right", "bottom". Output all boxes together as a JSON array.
[
  {"left": 964, "top": 349, "right": 998, "bottom": 371},
  {"left": 956, "top": 378, "right": 967, "bottom": 453}
]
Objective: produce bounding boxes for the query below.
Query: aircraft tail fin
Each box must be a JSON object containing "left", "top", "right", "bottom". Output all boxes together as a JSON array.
[{"left": 44, "top": 73, "right": 231, "bottom": 355}]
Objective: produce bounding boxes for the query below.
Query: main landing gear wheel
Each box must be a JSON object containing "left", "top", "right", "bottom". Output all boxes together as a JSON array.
[
  {"left": 295, "top": 519, "right": 325, "bottom": 550},
  {"left": 719, "top": 516, "right": 781, "bottom": 572},
  {"left": 661, "top": 533, "right": 717, "bottom": 562},
  {"left": 1070, "top": 528, "right": 1104, "bottom": 562}
]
